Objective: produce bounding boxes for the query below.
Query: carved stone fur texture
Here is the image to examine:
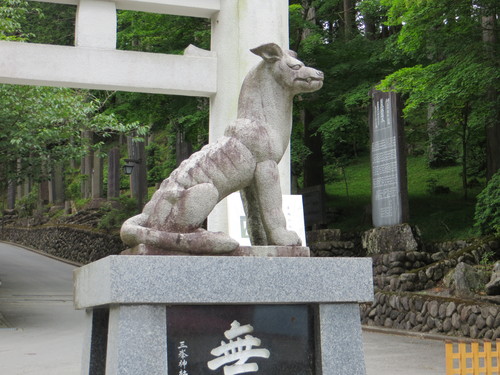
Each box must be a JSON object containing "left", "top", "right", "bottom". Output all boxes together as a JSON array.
[{"left": 120, "top": 43, "right": 324, "bottom": 254}]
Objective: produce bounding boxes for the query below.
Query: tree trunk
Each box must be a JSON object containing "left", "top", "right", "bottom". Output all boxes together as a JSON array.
[
  {"left": 343, "top": 0, "right": 355, "bottom": 38},
  {"left": 7, "top": 180, "right": 16, "bottom": 210},
  {"left": 91, "top": 153, "right": 103, "bottom": 199},
  {"left": 483, "top": 14, "right": 500, "bottom": 179},
  {"left": 107, "top": 147, "right": 121, "bottom": 199},
  {"left": 51, "top": 163, "right": 65, "bottom": 205},
  {"left": 461, "top": 105, "right": 470, "bottom": 200},
  {"left": 297, "top": 2, "right": 323, "bottom": 188},
  {"left": 302, "top": 109, "right": 324, "bottom": 187},
  {"left": 16, "top": 159, "right": 23, "bottom": 199},
  {"left": 176, "top": 129, "right": 193, "bottom": 166},
  {"left": 364, "top": 17, "right": 376, "bottom": 40},
  {"left": 127, "top": 135, "right": 147, "bottom": 210},
  {"left": 81, "top": 131, "right": 93, "bottom": 199}
]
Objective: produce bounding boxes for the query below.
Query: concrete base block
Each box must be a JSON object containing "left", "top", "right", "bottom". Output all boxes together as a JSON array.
[{"left": 75, "top": 255, "right": 373, "bottom": 375}]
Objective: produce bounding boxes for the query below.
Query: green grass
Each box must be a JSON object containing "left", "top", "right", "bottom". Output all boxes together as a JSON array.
[{"left": 325, "top": 154, "right": 484, "bottom": 242}]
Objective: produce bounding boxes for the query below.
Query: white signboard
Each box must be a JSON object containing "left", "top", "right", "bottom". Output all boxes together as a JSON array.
[{"left": 227, "top": 193, "right": 307, "bottom": 246}]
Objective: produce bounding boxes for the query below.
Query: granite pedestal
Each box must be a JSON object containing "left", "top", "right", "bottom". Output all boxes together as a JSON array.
[{"left": 74, "top": 255, "right": 373, "bottom": 375}]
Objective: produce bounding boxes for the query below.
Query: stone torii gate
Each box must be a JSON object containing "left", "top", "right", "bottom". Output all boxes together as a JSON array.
[{"left": 0, "top": 0, "right": 291, "bottom": 234}]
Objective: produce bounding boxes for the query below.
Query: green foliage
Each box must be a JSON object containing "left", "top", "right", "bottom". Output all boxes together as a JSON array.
[
  {"left": 480, "top": 249, "right": 496, "bottom": 266},
  {"left": 0, "top": 85, "right": 147, "bottom": 188},
  {"left": 14, "top": 187, "right": 38, "bottom": 217},
  {"left": 379, "top": 0, "right": 499, "bottom": 188},
  {"left": 97, "top": 195, "right": 139, "bottom": 231},
  {"left": 425, "top": 177, "right": 450, "bottom": 195},
  {"left": 65, "top": 168, "right": 85, "bottom": 201},
  {"left": 22, "top": 2, "right": 75, "bottom": 45},
  {"left": 117, "top": 11, "right": 210, "bottom": 54},
  {"left": 291, "top": 123, "right": 312, "bottom": 178},
  {"left": 326, "top": 154, "right": 481, "bottom": 240},
  {"left": 0, "top": 0, "right": 35, "bottom": 41},
  {"left": 289, "top": 0, "right": 402, "bottom": 186},
  {"left": 474, "top": 171, "right": 500, "bottom": 236}
]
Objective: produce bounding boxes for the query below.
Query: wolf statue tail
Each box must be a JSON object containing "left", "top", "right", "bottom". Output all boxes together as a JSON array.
[{"left": 120, "top": 213, "right": 239, "bottom": 255}]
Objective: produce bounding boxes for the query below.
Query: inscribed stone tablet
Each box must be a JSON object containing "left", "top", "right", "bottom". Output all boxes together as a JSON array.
[
  {"left": 166, "top": 305, "right": 314, "bottom": 375},
  {"left": 369, "top": 90, "right": 409, "bottom": 227}
]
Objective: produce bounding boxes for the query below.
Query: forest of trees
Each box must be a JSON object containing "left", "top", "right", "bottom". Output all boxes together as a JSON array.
[{"left": 0, "top": 0, "right": 498, "bottom": 232}]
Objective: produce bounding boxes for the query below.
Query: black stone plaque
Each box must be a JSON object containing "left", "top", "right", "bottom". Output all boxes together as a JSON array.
[
  {"left": 369, "top": 89, "right": 409, "bottom": 227},
  {"left": 166, "top": 305, "right": 315, "bottom": 375}
]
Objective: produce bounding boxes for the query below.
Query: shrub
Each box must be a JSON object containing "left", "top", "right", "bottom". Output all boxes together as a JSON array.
[
  {"left": 97, "top": 195, "right": 139, "bottom": 231},
  {"left": 474, "top": 171, "right": 500, "bottom": 236},
  {"left": 426, "top": 177, "right": 451, "bottom": 195},
  {"left": 15, "top": 188, "right": 38, "bottom": 217}
]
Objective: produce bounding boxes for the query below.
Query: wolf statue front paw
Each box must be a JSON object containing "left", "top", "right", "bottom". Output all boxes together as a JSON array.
[{"left": 269, "top": 228, "right": 302, "bottom": 246}]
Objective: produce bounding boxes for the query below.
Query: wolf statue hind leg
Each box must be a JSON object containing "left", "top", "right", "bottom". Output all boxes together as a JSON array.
[
  {"left": 166, "top": 182, "right": 219, "bottom": 232},
  {"left": 248, "top": 160, "right": 301, "bottom": 246}
]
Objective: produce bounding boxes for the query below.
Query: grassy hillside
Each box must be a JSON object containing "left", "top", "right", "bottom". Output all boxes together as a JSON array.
[{"left": 325, "top": 154, "right": 483, "bottom": 242}]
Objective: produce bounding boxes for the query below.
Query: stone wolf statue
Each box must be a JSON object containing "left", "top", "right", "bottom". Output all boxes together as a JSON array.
[{"left": 121, "top": 43, "right": 324, "bottom": 254}]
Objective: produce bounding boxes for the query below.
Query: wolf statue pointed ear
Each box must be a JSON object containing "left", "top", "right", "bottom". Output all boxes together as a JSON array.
[{"left": 250, "top": 43, "right": 283, "bottom": 63}]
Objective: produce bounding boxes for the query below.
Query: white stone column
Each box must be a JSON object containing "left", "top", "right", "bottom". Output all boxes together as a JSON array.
[
  {"left": 75, "top": 0, "right": 117, "bottom": 49},
  {"left": 208, "top": 0, "right": 290, "bottom": 233}
]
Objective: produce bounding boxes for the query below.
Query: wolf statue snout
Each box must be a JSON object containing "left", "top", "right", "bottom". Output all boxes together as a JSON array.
[{"left": 120, "top": 43, "right": 324, "bottom": 254}]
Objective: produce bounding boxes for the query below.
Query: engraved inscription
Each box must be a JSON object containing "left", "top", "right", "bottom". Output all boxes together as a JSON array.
[{"left": 371, "top": 91, "right": 405, "bottom": 227}]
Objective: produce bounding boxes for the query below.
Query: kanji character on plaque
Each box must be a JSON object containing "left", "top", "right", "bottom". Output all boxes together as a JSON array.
[{"left": 207, "top": 321, "right": 270, "bottom": 375}]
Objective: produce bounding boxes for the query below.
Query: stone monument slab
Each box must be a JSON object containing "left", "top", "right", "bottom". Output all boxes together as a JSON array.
[{"left": 369, "top": 89, "right": 409, "bottom": 227}]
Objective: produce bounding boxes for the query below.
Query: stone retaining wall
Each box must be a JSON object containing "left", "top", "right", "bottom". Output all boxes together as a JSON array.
[
  {"left": 306, "top": 229, "right": 365, "bottom": 257},
  {"left": 0, "top": 226, "right": 125, "bottom": 264},
  {"left": 380, "top": 239, "right": 498, "bottom": 292},
  {"left": 361, "top": 292, "right": 500, "bottom": 340}
]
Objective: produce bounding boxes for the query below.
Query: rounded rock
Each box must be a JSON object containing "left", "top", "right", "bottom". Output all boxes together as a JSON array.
[
  {"left": 461, "top": 324, "right": 470, "bottom": 336},
  {"left": 467, "top": 313, "right": 478, "bottom": 326},
  {"left": 414, "top": 298, "right": 424, "bottom": 311},
  {"left": 408, "top": 311, "right": 417, "bottom": 326},
  {"left": 460, "top": 306, "right": 471, "bottom": 321},
  {"left": 428, "top": 301, "right": 439, "bottom": 318},
  {"left": 494, "top": 312, "right": 500, "bottom": 328},
  {"left": 484, "top": 329, "right": 494, "bottom": 340},
  {"left": 435, "top": 319, "right": 443, "bottom": 332},
  {"left": 493, "top": 327, "right": 500, "bottom": 340},
  {"left": 446, "top": 302, "right": 456, "bottom": 317},
  {"left": 438, "top": 303, "right": 447, "bottom": 319},
  {"left": 480, "top": 306, "right": 490, "bottom": 319},
  {"left": 486, "top": 315, "right": 495, "bottom": 328},
  {"left": 443, "top": 318, "right": 452, "bottom": 332},
  {"left": 451, "top": 313, "right": 461, "bottom": 330},
  {"left": 476, "top": 315, "right": 486, "bottom": 330},
  {"left": 470, "top": 325, "right": 479, "bottom": 339},
  {"left": 401, "top": 296, "right": 410, "bottom": 311}
]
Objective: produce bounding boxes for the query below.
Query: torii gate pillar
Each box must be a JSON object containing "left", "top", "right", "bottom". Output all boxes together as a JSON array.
[{"left": 208, "top": 0, "right": 290, "bottom": 233}]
